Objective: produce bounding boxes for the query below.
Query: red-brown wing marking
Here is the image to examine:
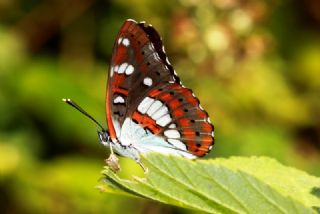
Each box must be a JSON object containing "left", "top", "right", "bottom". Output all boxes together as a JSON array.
[
  {"left": 132, "top": 111, "right": 162, "bottom": 134},
  {"left": 134, "top": 83, "right": 214, "bottom": 157},
  {"left": 106, "top": 19, "right": 179, "bottom": 141}
]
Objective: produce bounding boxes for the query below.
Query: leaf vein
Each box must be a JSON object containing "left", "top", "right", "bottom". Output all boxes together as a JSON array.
[
  {"left": 145, "top": 157, "right": 239, "bottom": 214},
  {"left": 239, "top": 171, "right": 287, "bottom": 214}
]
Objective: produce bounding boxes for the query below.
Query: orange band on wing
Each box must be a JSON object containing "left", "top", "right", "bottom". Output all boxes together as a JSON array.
[{"left": 132, "top": 111, "right": 161, "bottom": 134}]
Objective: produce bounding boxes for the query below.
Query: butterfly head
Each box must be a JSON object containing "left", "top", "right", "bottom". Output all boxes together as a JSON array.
[{"left": 98, "top": 130, "right": 111, "bottom": 147}]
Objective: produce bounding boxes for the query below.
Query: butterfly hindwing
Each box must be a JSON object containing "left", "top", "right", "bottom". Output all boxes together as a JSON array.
[{"left": 133, "top": 83, "right": 214, "bottom": 157}]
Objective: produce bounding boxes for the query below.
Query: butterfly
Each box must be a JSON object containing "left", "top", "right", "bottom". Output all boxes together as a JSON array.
[{"left": 64, "top": 19, "right": 214, "bottom": 172}]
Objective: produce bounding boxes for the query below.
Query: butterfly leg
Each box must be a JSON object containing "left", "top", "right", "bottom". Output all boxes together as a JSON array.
[
  {"left": 136, "top": 159, "right": 148, "bottom": 174},
  {"left": 126, "top": 144, "right": 149, "bottom": 174}
]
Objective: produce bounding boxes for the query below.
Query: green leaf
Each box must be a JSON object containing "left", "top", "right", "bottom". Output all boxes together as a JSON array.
[{"left": 99, "top": 154, "right": 320, "bottom": 213}]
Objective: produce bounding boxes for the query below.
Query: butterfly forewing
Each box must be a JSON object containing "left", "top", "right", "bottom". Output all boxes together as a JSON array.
[
  {"left": 106, "top": 19, "right": 214, "bottom": 157},
  {"left": 107, "top": 20, "right": 177, "bottom": 138}
]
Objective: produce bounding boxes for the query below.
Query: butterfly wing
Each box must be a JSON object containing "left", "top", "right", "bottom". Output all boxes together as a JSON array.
[
  {"left": 106, "top": 19, "right": 214, "bottom": 157},
  {"left": 106, "top": 19, "right": 179, "bottom": 140}
]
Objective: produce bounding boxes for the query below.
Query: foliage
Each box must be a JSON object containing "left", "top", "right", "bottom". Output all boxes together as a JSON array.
[
  {"left": 100, "top": 154, "right": 320, "bottom": 213},
  {"left": 0, "top": 0, "right": 320, "bottom": 213}
]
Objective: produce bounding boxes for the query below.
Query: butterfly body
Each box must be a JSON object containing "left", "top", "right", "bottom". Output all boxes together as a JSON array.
[
  {"left": 99, "top": 115, "right": 196, "bottom": 163},
  {"left": 98, "top": 130, "right": 140, "bottom": 162},
  {"left": 100, "top": 19, "right": 214, "bottom": 165}
]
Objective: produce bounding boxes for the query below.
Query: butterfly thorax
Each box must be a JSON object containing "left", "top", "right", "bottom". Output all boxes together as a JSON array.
[{"left": 98, "top": 129, "right": 141, "bottom": 161}]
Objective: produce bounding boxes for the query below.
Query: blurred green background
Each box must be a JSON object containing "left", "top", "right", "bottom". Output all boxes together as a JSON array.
[{"left": 0, "top": 0, "right": 320, "bottom": 213}]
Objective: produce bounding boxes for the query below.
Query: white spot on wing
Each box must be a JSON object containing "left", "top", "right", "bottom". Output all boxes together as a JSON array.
[
  {"left": 138, "top": 97, "right": 154, "bottom": 114},
  {"left": 152, "top": 105, "right": 168, "bottom": 120},
  {"left": 117, "top": 63, "right": 128, "bottom": 74},
  {"left": 162, "top": 45, "right": 166, "bottom": 53},
  {"left": 143, "top": 77, "right": 153, "bottom": 86},
  {"left": 147, "top": 100, "right": 162, "bottom": 117},
  {"left": 169, "top": 123, "right": 176, "bottom": 128},
  {"left": 122, "top": 38, "right": 130, "bottom": 46},
  {"left": 168, "top": 139, "right": 187, "bottom": 150},
  {"left": 153, "top": 53, "right": 160, "bottom": 60},
  {"left": 118, "top": 37, "right": 123, "bottom": 45},
  {"left": 114, "top": 96, "right": 125, "bottom": 104},
  {"left": 165, "top": 57, "right": 171, "bottom": 64},
  {"left": 156, "top": 114, "right": 171, "bottom": 126},
  {"left": 164, "top": 130, "right": 181, "bottom": 138},
  {"left": 110, "top": 66, "right": 114, "bottom": 77},
  {"left": 126, "top": 19, "right": 137, "bottom": 23},
  {"left": 149, "top": 43, "right": 155, "bottom": 51},
  {"left": 125, "top": 64, "right": 134, "bottom": 75}
]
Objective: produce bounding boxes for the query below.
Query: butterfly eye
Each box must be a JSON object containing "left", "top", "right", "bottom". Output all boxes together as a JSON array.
[
  {"left": 195, "top": 131, "right": 200, "bottom": 136},
  {"left": 190, "top": 119, "right": 195, "bottom": 123}
]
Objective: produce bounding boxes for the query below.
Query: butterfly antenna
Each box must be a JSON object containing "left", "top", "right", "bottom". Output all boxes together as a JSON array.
[{"left": 62, "top": 98, "right": 105, "bottom": 131}]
